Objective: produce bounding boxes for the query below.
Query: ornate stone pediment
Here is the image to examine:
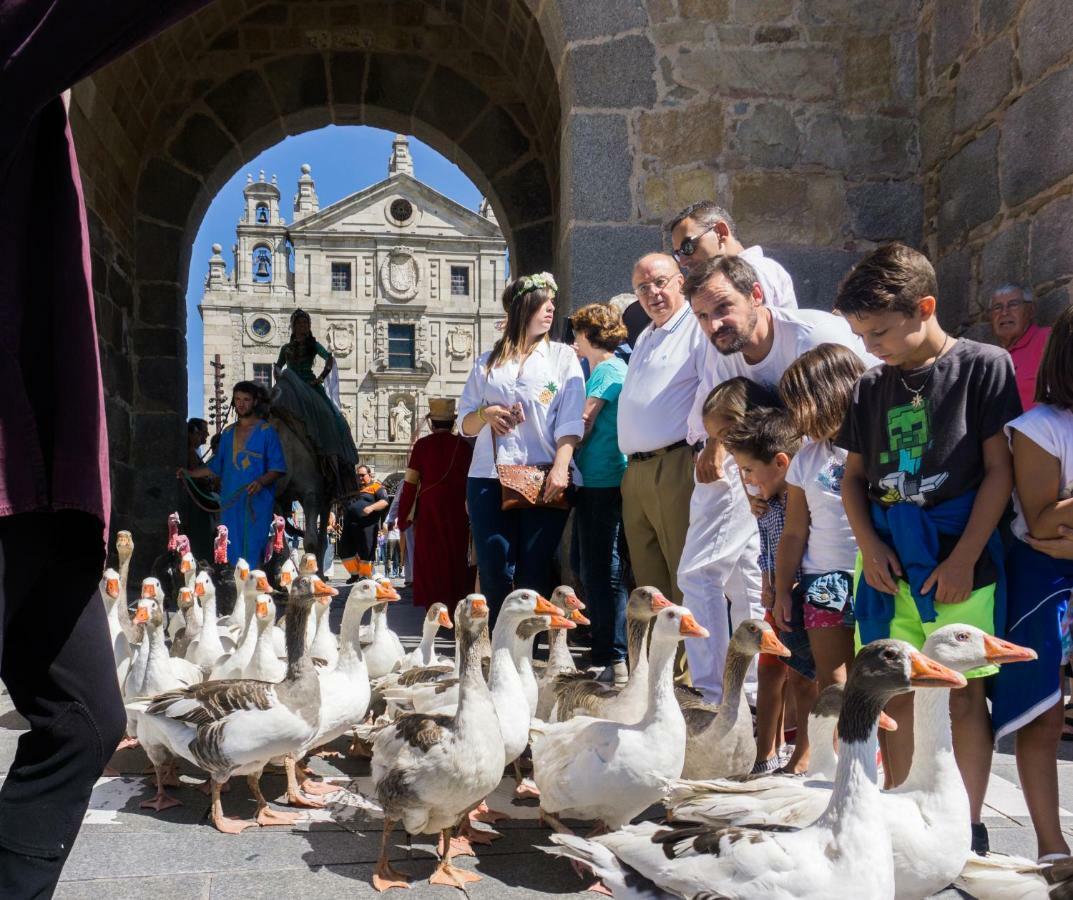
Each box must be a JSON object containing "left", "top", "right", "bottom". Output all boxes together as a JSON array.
[{"left": 379, "top": 247, "right": 419, "bottom": 301}]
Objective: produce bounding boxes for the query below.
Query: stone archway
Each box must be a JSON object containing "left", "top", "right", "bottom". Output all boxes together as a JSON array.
[{"left": 75, "top": 0, "right": 564, "bottom": 558}]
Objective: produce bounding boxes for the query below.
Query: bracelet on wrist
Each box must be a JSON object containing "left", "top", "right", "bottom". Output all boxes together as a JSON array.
[{"left": 477, "top": 406, "right": 487, "bottom": 423}]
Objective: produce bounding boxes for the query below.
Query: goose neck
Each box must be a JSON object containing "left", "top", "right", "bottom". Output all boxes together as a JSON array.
[
  {"left": 547, "top": 628, "right": 573, "bottom": 670},
  {"left": 641, "top": 631, "right": 682, "bottom": 726},
  {"left": 819, "top": 731, "right": 881, "bottom": 831},
  {"left": 455, "top": 626, "right": 494, "bottom": 731},
  {"left": 900, "top": 687, "right": 957, "bottom": 793},
  {"left": 719, "top": 646, "right": 752, "bottom": 713},
  {"left": 284, "top": 600, "right": 315, "bottom": 680},
  {"left": 626, "top": 616, "right": 650, "bottom": 671}
]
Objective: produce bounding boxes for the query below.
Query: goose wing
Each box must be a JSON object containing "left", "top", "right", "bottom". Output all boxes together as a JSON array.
[{"left": 147, "top": 680, "right": 277, "bottom": 727}]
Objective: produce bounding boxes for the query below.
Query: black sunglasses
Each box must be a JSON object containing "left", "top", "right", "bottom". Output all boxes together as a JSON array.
[{"left": 672, "top": 224, "right": 716, "bottom": 262}]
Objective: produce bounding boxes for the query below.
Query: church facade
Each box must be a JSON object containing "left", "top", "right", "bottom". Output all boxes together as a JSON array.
[{"left": 199, "top": 135, "right": 507, "bottom": 479}]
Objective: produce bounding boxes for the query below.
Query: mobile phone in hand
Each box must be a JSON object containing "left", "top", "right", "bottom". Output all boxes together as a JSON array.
[{"left": 510, "top": 401, "right": 526, "bottom": 425}]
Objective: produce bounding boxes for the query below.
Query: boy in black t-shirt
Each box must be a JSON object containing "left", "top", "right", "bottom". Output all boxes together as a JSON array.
[{"left": 834, "top": 243, "right": 1021, "bottom": 855}]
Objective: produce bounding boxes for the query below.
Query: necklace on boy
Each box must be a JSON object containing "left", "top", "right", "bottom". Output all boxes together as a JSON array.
[{"left": 898, "top": 334, "right": 950, "bottom": 409}]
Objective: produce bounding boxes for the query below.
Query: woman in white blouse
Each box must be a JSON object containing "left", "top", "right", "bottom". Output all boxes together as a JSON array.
[{"left": 457, "top": 273, "right": 586, "bottom": 621}]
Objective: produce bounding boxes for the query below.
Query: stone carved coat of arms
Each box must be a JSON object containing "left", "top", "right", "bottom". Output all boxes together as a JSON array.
[{"left": 379, "top": 247, "right": 419, "bottom": 301}]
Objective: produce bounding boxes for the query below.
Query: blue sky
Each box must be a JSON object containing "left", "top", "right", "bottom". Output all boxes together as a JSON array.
[{"left": 185, "top": 125, "right": 482, "bottom": 417}]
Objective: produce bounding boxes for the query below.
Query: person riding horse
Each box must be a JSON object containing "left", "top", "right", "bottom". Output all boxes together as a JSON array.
[{"left": 272, "top": 308, "right": 360, "bottom": 498}]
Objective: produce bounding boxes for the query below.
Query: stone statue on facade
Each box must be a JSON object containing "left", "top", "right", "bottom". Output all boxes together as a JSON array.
[
  {"left": 389, "top": 399, "right": 413, "bottom": 442},
  {"left": 361, "top": 399, "right": 377, "bottom": 441}
]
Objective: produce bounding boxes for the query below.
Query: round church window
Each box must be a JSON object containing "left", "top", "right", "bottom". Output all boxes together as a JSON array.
[
  {"left": 390, "top": 198, "right": 414, "bottom": 223},
  {"left": 251, "top": 316, "right": 272, "bottom": 337}
]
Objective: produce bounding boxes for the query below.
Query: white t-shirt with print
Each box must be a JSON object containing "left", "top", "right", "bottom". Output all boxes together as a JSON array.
[
  {"left": 457, "top": 339, "right": 586, "bottom": 481},
  {"left": 785, "top": 439, "right": 858, "bottom": 575},
  {"left": 1005, "top": 404, "right": 1073, "bottom": 541}
]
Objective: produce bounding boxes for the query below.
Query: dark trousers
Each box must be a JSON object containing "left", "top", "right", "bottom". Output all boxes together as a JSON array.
[
  {"left": 0, "top": 512, "right": 126, "bottom": 899},
  {"left": 575, "top": 487, "right": 630, "bottom": 665},
  {"left": 466, "top": 478, "right": 569, "bottom": 622}
]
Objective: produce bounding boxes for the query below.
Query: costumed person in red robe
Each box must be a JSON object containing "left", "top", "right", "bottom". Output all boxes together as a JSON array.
[{"left": 396, "top": 398, "right": 475, "bottom": 612}]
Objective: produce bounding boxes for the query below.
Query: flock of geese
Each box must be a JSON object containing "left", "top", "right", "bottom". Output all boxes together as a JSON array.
[{"left": 98, "top": 517, "right": 1073, "bottom": 898}]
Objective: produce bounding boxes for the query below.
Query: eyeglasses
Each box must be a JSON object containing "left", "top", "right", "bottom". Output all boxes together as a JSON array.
[
  {"left": 989, "top": 299, "right": 1029, "bottom": 315},
  {"left": 634, "top": 275, "right": 676, "bottom": 297},
  {"left": 672, "top": 224, "right": 717, "bottom": 262}
]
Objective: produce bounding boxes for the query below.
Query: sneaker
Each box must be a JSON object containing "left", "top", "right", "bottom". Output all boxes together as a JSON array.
[
  {"left": 595, "top": 661, "right": 629, "bottom": 686},
  {"left": 971, "top": 822, "right": 990, "bottom": 856},
  {"left": 750, "top": 756, "right": 781, "bottom": 776}
]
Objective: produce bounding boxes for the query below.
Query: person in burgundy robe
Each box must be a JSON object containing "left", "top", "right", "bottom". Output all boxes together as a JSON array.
[
  {"left": 396, "top": 400, "right": 475, "bottom": 612},
  {"left": 0, "top": 2, "right": 212, "bottom": 894}
]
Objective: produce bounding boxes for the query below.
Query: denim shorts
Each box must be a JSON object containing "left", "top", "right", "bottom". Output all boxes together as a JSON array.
[
  {"left": 779, "top": 588, "right": 816, "bottom": 680},
  {"left": 797, "top": 570, "right": 855, "bottom": 630}
]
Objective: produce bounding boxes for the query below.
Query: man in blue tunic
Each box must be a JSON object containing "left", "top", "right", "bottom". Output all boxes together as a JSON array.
[{"left": 180, "top": 382, "right": 287, "bottom": 563}]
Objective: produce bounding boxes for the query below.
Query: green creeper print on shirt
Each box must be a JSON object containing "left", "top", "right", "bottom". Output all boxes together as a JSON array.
[{"left": 877, "top": 398, "right": 949, "bottom": 506}]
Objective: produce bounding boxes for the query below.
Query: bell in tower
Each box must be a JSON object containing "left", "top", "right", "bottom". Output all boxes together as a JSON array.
[{"left": 254, "top": 256, "right": 270, "bottom": 278}]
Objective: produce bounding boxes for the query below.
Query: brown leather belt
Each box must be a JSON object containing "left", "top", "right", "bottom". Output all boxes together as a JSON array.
[{"left": 628, "top": 439, "right": 689, "bottom": 463}]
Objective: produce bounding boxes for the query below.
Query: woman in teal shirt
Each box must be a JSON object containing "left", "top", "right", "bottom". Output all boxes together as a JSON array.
[{"left": 572, "top": 303, "right": 630, "bottom": 681}]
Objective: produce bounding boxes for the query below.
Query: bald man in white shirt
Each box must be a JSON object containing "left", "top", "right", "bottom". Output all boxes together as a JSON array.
[
  {"left": 669, "top": 201, "right": 798, "bottom": 312},
  {"left": 618, "top": 253, "right": 707, "bottom": 610}
]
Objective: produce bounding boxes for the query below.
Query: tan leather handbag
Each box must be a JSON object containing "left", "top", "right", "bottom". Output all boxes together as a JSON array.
[{"left": 492, "top": 434, "right": 572, "bottom": 511}]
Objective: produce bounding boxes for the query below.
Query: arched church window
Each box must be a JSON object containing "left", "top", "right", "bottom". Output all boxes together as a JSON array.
[
  {"left": 255, "top": 202, "right": 269, "bottom": 224},
  {"left": 252, "top": 245, "right": 273, "bottom": 283}
]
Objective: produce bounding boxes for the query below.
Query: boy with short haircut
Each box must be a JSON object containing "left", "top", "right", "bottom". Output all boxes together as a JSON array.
[
  {"left": 833, "top": 242, "right": 1022, "bottom": 854},
  {"left": 724, "top": 408, "right": 817, "bottom": 774}
]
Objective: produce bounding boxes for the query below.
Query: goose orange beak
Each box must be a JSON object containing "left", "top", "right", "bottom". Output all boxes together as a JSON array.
[
  {"left": 534, "top": 594, "right": 558, "bottom": 616},
  {"left": 760, "top": 630, "right": 792, "bottom": 658},
  {"left": 180, "top": 559, "right": 193, "bottom": 573},
  {"left": 105, "top": 578, "right": 120, "bottom": 599},
  {"left": 437, "top": 609, "right": 453, "bottom": 629},
  {"left": 142, "top": 583, "right": 157, "bottom": 599},
  {"left": 313, "top": 579, "right": 338, "bottom": 597},
  {"left": 178, "top": 589, "right": 192, "bottom": 605},
  {"left": 909, "top": 651, "right": 967, "bottom": 688},
  {"left": 376, "top": 581, "right": 401, "bottom": 601},
  {"left": 239, "top": 566, "right": 250, "bottom": 580},
  {"left": 569, "top": 608, "right": 591, "bottom": 626},
  {"left": 982, "top": 634, "right": 1038, "bottom": 665},
  {"left": 134, "top": 606, "right": 150, "bottom": 624},
  {"left": 256, "top": 600, "right": 269, "bottom": 617},
  {"left": 470, "top": 597, "right": 489, "bottom": 618},
  {"left": 564, "top": 593, "right": 585, "bottom": 611},
  {"left": 549, "top": 613, "right": 576, "bottom": 630},
  {"left": 878, "top": 711, "right": 898, "bottom": 731},
  {"left": 255, "top": 576, "right": 270, "bottom": 592},
  {"left": 679, "top": 613, "right": 709, "bottom": 638},
  {"left": 650, "top": 592, "right": 672, "bottom": 611},
  {"left": 280, "top": 571, "right": 293, "bottom": 586},
  {"left": 194, "top": 581, "right": 205, "bottom": 597}
]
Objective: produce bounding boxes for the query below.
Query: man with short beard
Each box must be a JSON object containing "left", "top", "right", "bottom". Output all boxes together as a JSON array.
[{"left": 677, "top": 256, "right": 874, "bottom": 701}]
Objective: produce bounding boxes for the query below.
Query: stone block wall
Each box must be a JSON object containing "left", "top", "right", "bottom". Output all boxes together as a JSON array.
[
  {"left": 557, "top": 0, "right": 924, "bottom": 309},
  {"left": 920, "top": 0, "right": 1073, "bottom": 334}
]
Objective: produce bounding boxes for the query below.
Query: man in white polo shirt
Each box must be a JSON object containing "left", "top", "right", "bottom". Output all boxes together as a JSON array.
[
  {"left": 669, "top": 201, "right": 798, "bottom": 312},
  {"left": 618, "top": 253, "right": 706, "bottom": 608}
]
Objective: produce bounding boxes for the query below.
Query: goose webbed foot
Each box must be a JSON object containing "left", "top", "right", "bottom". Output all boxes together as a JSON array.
[
  {"left": 116, "top": 736, "right": 139, "bottom": 752},
  {"left": 428, "top": 863, "right": 480, "bottom": 889},
  {"left": 469, "top": 801, "right": 508, "bottom": 824},
  {"left": 210, "top": 781, "right": 254, "bottom": 834},
  {"left": 255, "top": 805, "right": 300, "bottom": 827},
  {"left": 513, "top": 778, "right": 540, "bottom": 799},
  {"left": 373, "top": 819, "right": 412, "bottom": 892},
  {"left": 140, "top": 791, "right": 182, "bottom": 812},
  {"left": 585, "top": 880, "right": 612, "bottom": 895},
  {"left": 457, "top": 816, "right": 500, "bottom": 845},
  {"left": 283, "top": 756, "right": 327, "bottom": 808},
  {"left": 299, "top": 777, "right": 341, "bottom": 796}
]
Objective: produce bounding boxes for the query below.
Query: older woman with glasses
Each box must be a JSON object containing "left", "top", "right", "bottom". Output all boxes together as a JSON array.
[{"left": 989, "top": 283, "right": 1051, "bottom": 412}]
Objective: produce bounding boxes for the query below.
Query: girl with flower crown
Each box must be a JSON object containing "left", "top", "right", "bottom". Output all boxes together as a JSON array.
[{"left": 457, "top": 273, "right": 586, "bottom": 622}]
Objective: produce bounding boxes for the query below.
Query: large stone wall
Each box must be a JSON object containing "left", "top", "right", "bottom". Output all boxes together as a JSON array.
[
  {"left": 919, "top": 0, "right": 1073, "bottom": 334},
  {"left": 556, "top": 0, "right": 923, "bottom": 309}
]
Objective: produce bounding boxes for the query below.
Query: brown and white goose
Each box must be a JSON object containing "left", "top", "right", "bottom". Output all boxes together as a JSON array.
[
  {"left": 550, "top": 586, "right": 671, "bottom": 723},
  {"left": 114, "top": 530, "right": 140, "bottom": 643},
  {"left": 679, "top": 618, "right": 790, "bottom": 780},
  {"left": 132, "top": 575, "right": 334, "bottom": 833},
  {"left": 371, "top": 594, "right": 505, "bottom": 891}
]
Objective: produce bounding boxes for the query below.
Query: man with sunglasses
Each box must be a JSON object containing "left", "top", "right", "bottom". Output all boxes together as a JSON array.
[{"left": 669, "top": 201, "right": 798, "bottom": 311}]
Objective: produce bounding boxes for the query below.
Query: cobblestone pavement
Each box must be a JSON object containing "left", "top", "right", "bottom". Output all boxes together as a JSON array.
[{"left": 2, "top": 578, "right": 1070, "bottom": 898}]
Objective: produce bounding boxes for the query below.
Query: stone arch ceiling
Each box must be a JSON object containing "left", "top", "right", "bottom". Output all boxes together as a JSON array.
[{"left": 73, "top": 0, "right": 562, "bottom": 291}]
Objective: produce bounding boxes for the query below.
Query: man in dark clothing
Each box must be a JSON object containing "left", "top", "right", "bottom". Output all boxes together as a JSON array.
[
  {"left": 338, "top": 465, "right": 389, "bottom": 582},
  {"left": 0, "top": 2, "right": 213, "bottom": 895}
]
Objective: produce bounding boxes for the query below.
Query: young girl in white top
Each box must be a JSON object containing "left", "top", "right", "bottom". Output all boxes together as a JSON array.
[
  {"left": 775, "top": 343, "right": 867, "bottom": 689},
  {"left": 992, "top": 306, "right": 1073, "bottom": 861},
  {"left": 457, "top": 273, "right": 585, "bottom": 622}
]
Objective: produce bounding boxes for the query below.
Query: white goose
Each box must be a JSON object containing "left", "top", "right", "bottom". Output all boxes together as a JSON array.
[
  {"left": 394, "top": 603, "right": 453, "bottom": 673},
  {"left": 184, "top": 571, "right": 235, "bottom": 670},
  {"left": 531, "top": 605, "right": 709, "bottom": 833},
  {"left": 209, "top": 571, "right": 273, "bottom": 681},
  {"left": 547, "top": 640, "right": 966, "bottom": 900},
  {"left": 370, "top": 594, "right": 505, "bottom": 891},
  {"left": 131, "top": 575, "right": 333, "bottom": 833},
  {"left": 242, "top": 594, "right": 287, "bottom": 683},
  {"left": 363, "top": 600, "right": 406, "bottom": 679},
  {"left": 169, "top": 583, "right": 202, "bottom": 660},
  {"left": 99, "top": 569, "right": 131, "bottom": 685},
  {"left": 663, "top": 626, "right": 1035, "bottom": 900},
  {"left": 308, "top": 587, "right": 339, "bottom": 669},
  {"left": 535, "top": 587, "right": 588, "bottom": 721},
  {"left": 124, "top": 596, "right": 205, "bottom": 811},
  {"left": 114, "top": 530, "right": 139, "bottom": 643}
]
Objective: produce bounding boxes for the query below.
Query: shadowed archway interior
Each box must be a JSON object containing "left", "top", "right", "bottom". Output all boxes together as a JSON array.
[{"left": 73, "top": 0, "right": 561, "bottom": 561}]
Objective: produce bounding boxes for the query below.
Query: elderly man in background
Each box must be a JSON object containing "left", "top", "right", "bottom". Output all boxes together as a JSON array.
[
  {"left": 669, "top": 201, "right": 798, "bottom": 311},
  {"left": 618, "top": 254, "right": 707, "bottom": 614},
  {"left": 990, "top": 283, "right": 1051, "bottom": 412}
]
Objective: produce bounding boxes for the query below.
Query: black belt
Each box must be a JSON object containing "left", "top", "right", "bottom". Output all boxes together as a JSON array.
[{"left": 628, "top": 439, "right": 690, "bottom": 463}]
